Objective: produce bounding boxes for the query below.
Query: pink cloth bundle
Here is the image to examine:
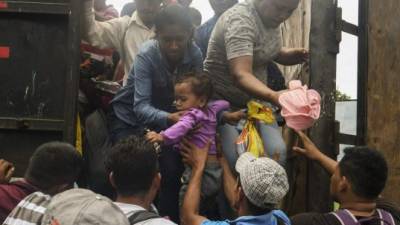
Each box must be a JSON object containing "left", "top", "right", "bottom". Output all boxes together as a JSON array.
[{"left": 279, "top": 80, "right": 321, "bottom": 131}]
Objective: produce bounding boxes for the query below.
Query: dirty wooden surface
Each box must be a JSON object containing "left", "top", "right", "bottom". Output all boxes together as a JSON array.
[{"left": 367, "top": 0, "right": 400, "bottom": 204}]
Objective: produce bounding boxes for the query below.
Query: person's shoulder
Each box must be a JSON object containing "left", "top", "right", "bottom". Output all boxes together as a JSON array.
[
  {"left": 185, "top": 108, "right": 206, "bottom": 120},
  {"left": 141, "top": 217, "right": 177, "bottom": 225},
  {"left": 377, "top": 198, "right": 400, "bottom": 224},
  {"left": 197, "top": 16, "right": 218, "bottom": 32},
  {"left": 137, "top": 39, "right": 159, "bottom": 58},
  {"left": 291, "top": 212, "right": 340, "bottom": 225},
  {"left": 208, "top": 100, "right": 230, "bottom": 112},
  {"left": 199, "top": 220, "right": 229, "bottom": 225},
  {"left": 24, "top": 191, "right": 51, "bottom": 200},
  {"left": 0, "top": 180, "right": 37, "bottom": 197},
  {"left": 220, "top": 2, "right": 254, "bottom": 24},
  {"left": 188, "top": 41, "right": 202, "bottom": 57}
]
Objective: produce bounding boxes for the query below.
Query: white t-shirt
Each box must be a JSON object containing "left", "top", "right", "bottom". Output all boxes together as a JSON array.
[{"left": 114, "top": 202, "right": 177, "bottom": 225}]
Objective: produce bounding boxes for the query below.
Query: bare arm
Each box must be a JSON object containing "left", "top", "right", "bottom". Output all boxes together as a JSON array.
[
  {"left": 180, "top": 140, "right": 210, "bottom": 225},
  {"left": 229, "top": 56, "right": 280, "bottom": 105},
  {"left": 274, "top": 47, "right": 309, "bottom": 66},
  {"left": 220, "top": 157, "right": 238, "bottom": 209},
  {"left": 293, "top": 130, "right": 337, "bottom": 174}
]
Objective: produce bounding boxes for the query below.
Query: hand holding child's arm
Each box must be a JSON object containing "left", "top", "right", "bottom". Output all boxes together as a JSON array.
[
  {"left": 146, "top": 131, "right": 164, "bottom": 143},
  {"left": 222, "top": 110, "right": 246, "bottom": 125}
]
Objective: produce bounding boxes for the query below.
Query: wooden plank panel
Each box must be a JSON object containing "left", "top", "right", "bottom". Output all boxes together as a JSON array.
[{"left": 367, "top": 0, "right": 400, "bottom": 204}]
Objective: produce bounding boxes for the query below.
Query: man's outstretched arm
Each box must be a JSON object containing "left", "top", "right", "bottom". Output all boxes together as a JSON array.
[
  {"left": 293, "top": 130, "right": 337, "bottom": 175},
  {"left": 180, "top": 139, "right": 210, "bottom": 225}
]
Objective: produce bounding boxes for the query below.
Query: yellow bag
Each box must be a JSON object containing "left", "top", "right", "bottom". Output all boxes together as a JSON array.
[{"left": 236, "top": 101, "right": 275, "bottom": 157}]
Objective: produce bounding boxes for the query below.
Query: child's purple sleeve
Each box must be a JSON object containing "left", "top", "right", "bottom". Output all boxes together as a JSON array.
[
  {"left": 161, "top": 109, "right": 203, "bottom": 146},
  {"left": 209, "top": 100, "right": 230, "bottom": 114}
]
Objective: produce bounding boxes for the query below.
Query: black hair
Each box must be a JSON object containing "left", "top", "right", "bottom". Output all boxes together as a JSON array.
[
  {"left": 121, "top": 2, "right": 136, "bottom": 17},
  {"left": 155, "top": 3, "right": 194, "bottom": 34},
  {"left": 339, "top": 146, "right": 388, "bottom": 199},
  {"left": 25, "top": 142, "right": 82, "bottom": 190},
  {"left": 188, "top": 7, "right": 202, "bottom": 27},
  {"left": 176, "top": 72, "right": 214, "bottom": 102},
  {"left": 105, "top": 136, "right": 159, "bottom": 197}
]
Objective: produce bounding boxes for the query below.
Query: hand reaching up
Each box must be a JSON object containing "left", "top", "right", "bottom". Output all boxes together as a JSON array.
[{"left": 0, "top": 159, "right": 15, "bottom": 184}]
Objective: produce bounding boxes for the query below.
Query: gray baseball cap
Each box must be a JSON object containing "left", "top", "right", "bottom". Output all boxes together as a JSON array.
[
  {"left": 41, "top": 188, "right": 129, "bottom": 225},
  {"left": 235, "top": 152, "right": 289, "bottom": 208}
]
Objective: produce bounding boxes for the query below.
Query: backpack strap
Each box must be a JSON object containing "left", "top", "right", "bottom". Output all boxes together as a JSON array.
[
  {"left": 376, "top": 209, "right": 396, "bottom": 225},
  {"left": 331, "top": 209, "right": 359, "bottom": 225},
  {"left": 128, "top": 210, "right": 161, "bottom": 224}
]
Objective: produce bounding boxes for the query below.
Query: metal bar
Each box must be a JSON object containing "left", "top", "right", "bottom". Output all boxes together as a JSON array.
[
  {"left": 0, "top": 1, "right": 69, "bottom": 15},
  {"left": 0, "top": 117, "right": 64, "bottom": 131},
  {"left": 62, "top": 0, "right": 81, "bottom": 143},
  {"left": 342, "top": 20, "right": 359, "bottom": 36},
  {"left": 356, "top": 0, "right": 369, "bottom": 145},
  {"left": 337, "top": 133, "right": 358, "bottom": 145},
  {"left": 307, "top": 0, "right": 339, "bottom": 213}
]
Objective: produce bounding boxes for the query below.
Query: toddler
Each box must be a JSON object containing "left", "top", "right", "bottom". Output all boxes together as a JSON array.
[{"left": 146, "top": 73, "right": 243, "bottom": 208}]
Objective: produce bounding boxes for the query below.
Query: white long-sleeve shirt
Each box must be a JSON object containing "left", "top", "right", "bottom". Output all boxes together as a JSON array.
[{"left": 82, "top": 0, "right": 155, "bottom": 84}]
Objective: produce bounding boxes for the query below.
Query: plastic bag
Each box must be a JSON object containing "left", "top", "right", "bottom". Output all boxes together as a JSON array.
[{"left": 235, "top": 101, "right": 275, "bottom": 157}]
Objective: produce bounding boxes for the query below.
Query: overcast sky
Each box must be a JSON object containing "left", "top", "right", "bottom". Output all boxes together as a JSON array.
[{"left": 108, "top": 0, "right": 359, "bottom": 99}]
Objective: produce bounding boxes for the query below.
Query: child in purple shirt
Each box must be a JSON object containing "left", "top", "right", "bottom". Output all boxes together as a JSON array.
[{"left": 147, "top": 73, "right": 244, "bottom": 207}]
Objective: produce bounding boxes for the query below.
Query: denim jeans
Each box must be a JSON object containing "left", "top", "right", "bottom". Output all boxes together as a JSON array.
[{"left": 218, "top": 120, "right": 287, "bottom": 169}]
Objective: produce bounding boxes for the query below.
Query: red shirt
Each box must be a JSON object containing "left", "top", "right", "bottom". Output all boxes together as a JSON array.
[{"left": 0, "top": 180, "right": 38, "bottom": 223}]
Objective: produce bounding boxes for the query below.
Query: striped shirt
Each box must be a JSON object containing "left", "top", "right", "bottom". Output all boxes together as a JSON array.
[{"left": 2, "top": 192, "right": 51, "bottom": 225}]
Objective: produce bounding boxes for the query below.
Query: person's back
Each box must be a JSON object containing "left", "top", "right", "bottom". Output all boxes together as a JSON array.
[
  {"left": 292, "top": 132, "right": 400, "bottom": 225},
  {"left": 40, "top": 188, "right": 129, "bottom": 225},
  {"left": 1, "top": 142, "right": 82, "bottom": 225},
  {"left": 3, "top": 192, "right": 51, "bottom": 225}
]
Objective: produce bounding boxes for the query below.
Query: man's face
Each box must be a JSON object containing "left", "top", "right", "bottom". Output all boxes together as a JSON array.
[
  {"left": 209, "top": 0, "right": 237, "bottom": 16},
  {"left": 256, "top": 0, "right": 300, "bottom": 28},
  {"left": 136, "top": 0, "right": 162, "bottom": 25},
  {"left": 158, "top": 24, "right": 191, "bottom": 65}
]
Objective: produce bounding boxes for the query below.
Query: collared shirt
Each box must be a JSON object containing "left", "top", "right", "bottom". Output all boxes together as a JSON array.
[
  {"left": 114, "top": 202, "right": 176, "bottom": 225},
  {"left": 83, "top": 0, "right": 155, "bottom": 84},
  {"left": 194, "top": 15, "right": 219, "bottom": 59},
  {"left": 0, "top": 180, "right": 38, "bottom": 223},
  {"left": 204, "top": 0, "right": 282, "bottom": 109},
  {"left": 201, "top": 210, "right": 291, "bottom": 225},
  {"left": 111, "top": 39, "right": 203, "bottom": 131},
  {"left": 3, "top": 192, "right": 51, "bottom": 225}
]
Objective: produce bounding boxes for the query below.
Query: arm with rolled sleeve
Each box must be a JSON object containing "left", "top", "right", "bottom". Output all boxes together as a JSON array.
[
  {"left": 82, "top": 0, "right": 127, "bottom": 52},
  {"left": 133, "top": 54, "right": 169, "bottom": 129},
  {"left": 224, "top": 13, "right": 280, "bottom": 105}
]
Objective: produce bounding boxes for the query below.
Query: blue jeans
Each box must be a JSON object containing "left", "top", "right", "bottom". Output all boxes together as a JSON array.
[{"left": 218, "top": 120, "right": 287, "bottom": 169}]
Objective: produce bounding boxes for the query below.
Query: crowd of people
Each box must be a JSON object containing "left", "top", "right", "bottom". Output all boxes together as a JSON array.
[{"left": 1, "top": 0, "right": 399, "bottom": 225}]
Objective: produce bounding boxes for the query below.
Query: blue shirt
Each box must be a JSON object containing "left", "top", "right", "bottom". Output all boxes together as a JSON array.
[
  {"left": 194, "top": 15, "right": 219, "bottom": 59},
  {"left": 201, "top": 210, "right": 291, "bottom": 225},
  {"left": 111, "top": 39, "right": 203, "bottom": 131}
]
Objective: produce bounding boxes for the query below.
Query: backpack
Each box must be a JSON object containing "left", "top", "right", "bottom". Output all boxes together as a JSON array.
[
  {"left": 331, "top": 209, "right": 396, "bottom": 225},
  {"left": 128, "top": 210, "right": 161, "bottom": 224}
]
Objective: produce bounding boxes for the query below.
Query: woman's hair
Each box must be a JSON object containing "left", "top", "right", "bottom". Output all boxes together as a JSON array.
[
  {"left": 155, "top": 3, "right": 194, "bottom": 33},
  {"left": 176, "top": 72, "right": 213, "bottom": 101}
]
